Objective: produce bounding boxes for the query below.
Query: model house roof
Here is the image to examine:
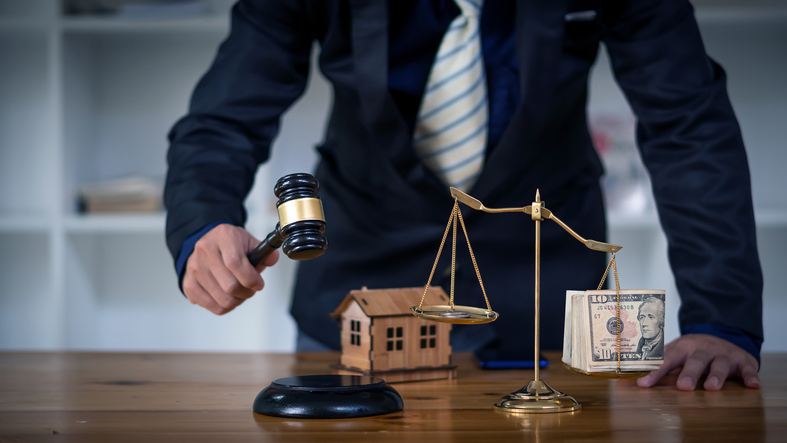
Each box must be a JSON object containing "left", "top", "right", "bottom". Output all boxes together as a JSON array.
[{"left": 331, "top": 286, "right": 450, "bottom": 319}]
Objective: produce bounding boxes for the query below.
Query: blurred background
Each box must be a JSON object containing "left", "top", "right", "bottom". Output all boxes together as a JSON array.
[{"left": 0, "top": 0, "right": 785, "bottom": 353}]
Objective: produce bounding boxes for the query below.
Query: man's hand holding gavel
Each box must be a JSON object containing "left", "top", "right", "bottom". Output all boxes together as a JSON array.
[
  {"left": 182, "top": 173, "right": 327, "bottom": 315},
  {"left": 183, "top": 224, "right": 280, "bottom": 315}
]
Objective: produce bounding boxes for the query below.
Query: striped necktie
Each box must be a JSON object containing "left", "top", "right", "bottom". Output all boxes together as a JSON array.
[{"left": 414, "top": 0, "right": 487, "bottom": 192}]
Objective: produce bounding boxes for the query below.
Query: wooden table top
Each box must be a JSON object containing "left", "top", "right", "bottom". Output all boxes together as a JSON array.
[{"left": 1, "top": 351, "right": 785, "bottom": 442}]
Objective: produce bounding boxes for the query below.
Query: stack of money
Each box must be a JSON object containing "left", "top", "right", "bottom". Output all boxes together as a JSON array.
[{"left": 562, "top": 289, "right": 666, "bottom": 373}]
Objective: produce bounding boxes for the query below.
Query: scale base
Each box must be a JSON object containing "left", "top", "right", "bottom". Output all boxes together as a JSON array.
[{"left": 493, "top": 380, "right": 580, "bottom": 414}]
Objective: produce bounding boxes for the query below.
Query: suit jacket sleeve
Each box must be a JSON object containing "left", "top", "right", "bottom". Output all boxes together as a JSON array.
[
  {"left": 164, "top": 0, "right": 314, "bottom": 264},
  {"left": 601, "top": 0, "right": 763, "bottom": 349}
]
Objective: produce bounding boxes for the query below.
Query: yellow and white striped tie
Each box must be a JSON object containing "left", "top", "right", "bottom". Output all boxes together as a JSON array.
[{"left": 414, "top": 0, "right": 487, "bottom": 192}]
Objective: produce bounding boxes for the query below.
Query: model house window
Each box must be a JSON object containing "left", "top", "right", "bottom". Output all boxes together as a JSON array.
[
  {"left": 350, "top": 320, "right": 361, "bottom": 346},
  {"left": 387, "top": 326, "right": 403, "bottom": 351},
  {"left": 420, "top": 324, "right": 437, "bottom": 349}
]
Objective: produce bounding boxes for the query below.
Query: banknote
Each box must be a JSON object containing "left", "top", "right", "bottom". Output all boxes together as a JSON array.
[{"left": 563, "top": 289, "right": 665, "bottom": 373}]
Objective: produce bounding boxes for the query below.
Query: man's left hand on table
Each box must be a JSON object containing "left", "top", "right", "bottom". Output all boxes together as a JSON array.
[{"left": 636, "top": 333, "right": 760, "bottom": 391}]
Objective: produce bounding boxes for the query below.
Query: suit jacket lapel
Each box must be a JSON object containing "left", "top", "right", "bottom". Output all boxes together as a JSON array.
[
  {"left": 348, "top": 0, "right": 408, "bottom": 147},
  {"left": 474, "top": 1, "right": 568, "bottom": 201},
  {"left": 349, "top": 0, "right": 426, "bottom": 192},
  {"left": 515, "top": 1, "right": 567, "bottom": 135},
  {"left": 349, "top": 0, "right": 455, "bottom": 199}
]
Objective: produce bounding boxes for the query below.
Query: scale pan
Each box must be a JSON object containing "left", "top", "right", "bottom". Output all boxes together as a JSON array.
[{"left": 411, "top": 305, "right": 498, "bottom": 324}]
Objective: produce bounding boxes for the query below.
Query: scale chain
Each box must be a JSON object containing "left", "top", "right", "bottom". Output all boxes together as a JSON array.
[
  {"left": 419, "top": 201, "right": 458, "bottom": 309},
  {"left": 450, "top": 202, "right": 457, "bottom": 307},
  {"left": 596, "top": 253, "right": 622, "bottom": 374},
  {"left": 419, "top": 199, "right": 493, "bottom": 314},
  {"left": 456, "top": 206, "right": 492, "bottom": 312},
  {"left": 612, "top": 254, "right": 621, "bottom": 373}
]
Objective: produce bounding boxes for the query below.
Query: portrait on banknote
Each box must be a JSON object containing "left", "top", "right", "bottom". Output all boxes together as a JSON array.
[{"left": 636, "top": 297, "right": 665, "bottom": 360}]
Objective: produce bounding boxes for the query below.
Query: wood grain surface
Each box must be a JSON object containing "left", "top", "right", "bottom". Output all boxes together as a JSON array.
[{"left": 1, "top": 351, "right": 785, "bottom": 442}]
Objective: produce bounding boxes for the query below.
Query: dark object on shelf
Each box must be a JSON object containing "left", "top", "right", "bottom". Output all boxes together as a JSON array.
[
  {"left": 78, "top": 175, "right": 162, "bottom": 214},
  {"left": 253, "top": 374, "right": 403, "bottom": 419},
  {"left": 64, "top": 0, "right": 209, "bottom": 18}
]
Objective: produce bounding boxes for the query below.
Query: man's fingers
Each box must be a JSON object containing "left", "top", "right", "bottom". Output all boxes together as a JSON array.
[
  {"left": 197, "top": 225, "right": 265, "bottom": 297},
  {"left": 676, "top": 351, "right": 714, "bottom": 391},
  {"left": 637, "top": 365, "right": 669, "bottom": 388},
  {"left": 637, "top": 343, "right": 686, "bottom": 388},
  {"left": 186, "top": 251, "right": 244, "bottom": 314},
  {"left": 217, "top": 243, "right": 264, "bottom": 296},
  {"left": 739, "top": 363, "right": 761, "bottom": 389},
  {"left": 256, "top": 248, "right": 280, "bottom": 270},
  {"left": 247, "top": 234, "right": 280, "bottom": 271},
  {"left": 193, "top": 238, "right": 250, "bottom": 299},
  {"left": 703, "top": 356, "right": 732, "bottom": 391},
  {"left": 183, "top": 278, "right": 234, "bottom": 315},
  {"left": 198, "top": 269, "right": 245, "bottom": 312}
]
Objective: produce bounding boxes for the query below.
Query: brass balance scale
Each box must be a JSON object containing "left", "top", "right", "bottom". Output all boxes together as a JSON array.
[{"left": 412, "top": 187, "right": 648, "bottom": 414}]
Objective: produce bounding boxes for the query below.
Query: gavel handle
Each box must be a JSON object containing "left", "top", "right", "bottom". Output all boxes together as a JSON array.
[{"left": 247, "top": 224, "right": 285, "bottom": 268}]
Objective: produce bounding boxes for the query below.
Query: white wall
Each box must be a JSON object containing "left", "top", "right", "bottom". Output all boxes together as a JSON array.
[{"left": 0, "top": 0, "right": 784, "bottom": 353}]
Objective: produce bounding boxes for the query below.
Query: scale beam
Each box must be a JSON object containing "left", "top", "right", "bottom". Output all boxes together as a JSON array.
[
  {"left": 450, "top": 187, "right": 622, "bottom": 253},
  {"left": 450, "top": 187, "right": 532, "bottom": 214}
]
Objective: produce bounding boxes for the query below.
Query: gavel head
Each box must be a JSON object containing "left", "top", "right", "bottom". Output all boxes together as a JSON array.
[{"left": 274, "top": 173, "right": 327, "bottom": 261}]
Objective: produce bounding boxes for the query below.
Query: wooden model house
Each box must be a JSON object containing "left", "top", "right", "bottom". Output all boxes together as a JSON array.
[{"left": 330, "top": 287, "right": 456, "bottom": 383}]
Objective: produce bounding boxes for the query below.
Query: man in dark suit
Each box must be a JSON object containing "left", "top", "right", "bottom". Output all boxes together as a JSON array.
[{"left": 165, "top": 0, "right": 763, "bottom": 391}]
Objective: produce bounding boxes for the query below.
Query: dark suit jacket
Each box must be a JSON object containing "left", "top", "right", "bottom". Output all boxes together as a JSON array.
[{"left": 165, "top": 0, "right": 763, "bottom": 353}]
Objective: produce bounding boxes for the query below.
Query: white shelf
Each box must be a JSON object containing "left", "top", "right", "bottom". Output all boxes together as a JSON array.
[
  {"left": 694, "top": 0, "right": 787, "bottom": 23},
  {"left": 64, "top": 213, "right": 166, "bottom": 234},
  {"left": 755, "top": 209, "right": 787, "bottom": 228},
  {"left": 61, "top": 15, "right": 229, "bottom": 34},
  {"left": 60, "top": 212, "right": 284, "bottom": 235},
  {"left": 0, "top": 17, "right": 50, "bottom": 31},
  {"left": 0, "top": 214, "right": 50, "bottom": 233}
]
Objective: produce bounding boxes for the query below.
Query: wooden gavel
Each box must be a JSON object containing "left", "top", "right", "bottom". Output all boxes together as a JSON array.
[{"left": 247, "top": 173, "right": 328, "bottom": 267}]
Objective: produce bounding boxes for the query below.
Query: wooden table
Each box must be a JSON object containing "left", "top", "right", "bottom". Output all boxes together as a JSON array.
[{"left": 1, "top": 351, "right": 785, "bottom": 442}]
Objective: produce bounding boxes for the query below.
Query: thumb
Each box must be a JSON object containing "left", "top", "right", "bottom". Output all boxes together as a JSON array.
[
  {"left": 244, "top": 229, "right": 261, "bottom": 247},
  {"left": 258, "top": 248, "right": 280, "bottom": 269},
  {"left": 245, "top": 230, "right": 280, "bottom": 269},
  {"left": 637, "top": 340, "right": 687, "bottom": 388}
]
